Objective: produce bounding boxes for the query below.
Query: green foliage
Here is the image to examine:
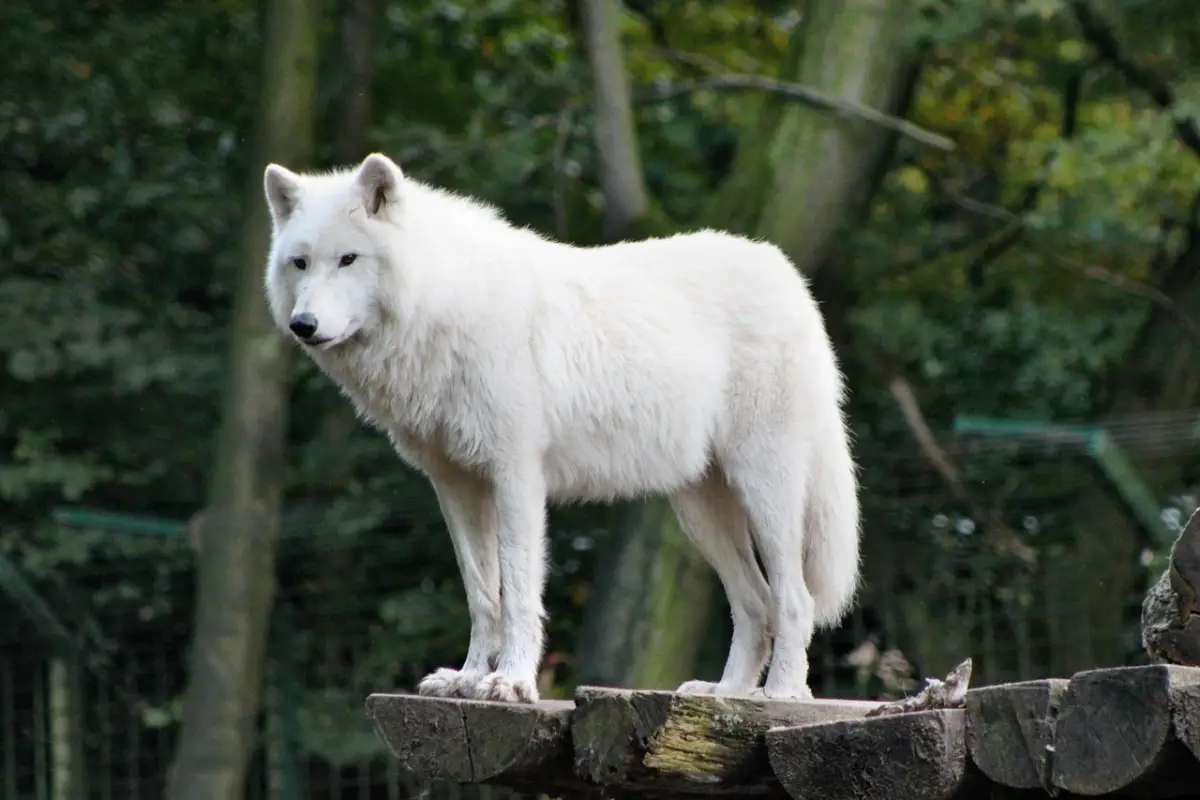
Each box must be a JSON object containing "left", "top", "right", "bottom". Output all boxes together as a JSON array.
[
  {"left": 0, "top": 2, "right": 258, "bottom": 518},
  {"left": 848, "top": 0, "right": 1200, "bottom": 433}
]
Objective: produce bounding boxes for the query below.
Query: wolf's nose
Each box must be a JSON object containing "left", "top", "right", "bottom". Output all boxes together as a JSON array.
[{"left": 289, "top": 312, "right": 318, "bottom": 340}]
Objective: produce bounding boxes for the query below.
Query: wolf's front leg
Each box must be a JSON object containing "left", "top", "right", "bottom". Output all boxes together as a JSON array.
[
  {"left": 418, "top": 466, "right": 502, "bottom": 699},
  {"left": 475, "top": 464, "right": 547, "bottom": 704}
]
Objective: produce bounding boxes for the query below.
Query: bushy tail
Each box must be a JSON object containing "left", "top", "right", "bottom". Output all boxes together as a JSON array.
[{"left": 803, "top": 414, "right": 862, "bottom": 628}]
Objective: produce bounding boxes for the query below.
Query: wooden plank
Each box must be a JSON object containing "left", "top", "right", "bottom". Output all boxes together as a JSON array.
[
  {"left": 965, "top": 678, "right": 1067, "bottom": 791},
  {"left": 571, "top": 686, "right": 878, "bottom": 794},
  {"left": 367, "top": 670, "right": 1200, "bottom": 798},
  {"left": 1174, "top": 682, "right": 1200, "bottom": 763},
  {"left": 365, "top": 692, "right": 576, "bottom": 792},
  {"left": 1050, "top": 665, "right": 1200, "bottom": 796},
  {"left": 766, "top": 709, "right": 968, "bottom": 800}
]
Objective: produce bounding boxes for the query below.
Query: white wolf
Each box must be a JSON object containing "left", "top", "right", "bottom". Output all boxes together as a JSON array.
[{"left": 261, "top": 153, "right": 860, "bottom": 704}]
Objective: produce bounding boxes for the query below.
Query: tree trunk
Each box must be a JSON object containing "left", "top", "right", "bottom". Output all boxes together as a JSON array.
[
  {"left": 320, "top": 0, "right": 384, "bottom": 697},
  {"left": 320, "top": 0, "right": 383, "bottom": 491},
  {"left": 573, "top": 0, "right": 918, "bottom": 691},
  {"left": 164, "top": 0, "right": 319, "bottom": 796},
  {"left": 332, "top": 0, "right": 381, "bottom": 164},
  {"left": 702, "top": 0, "right": 915, "bottom": 278},
  {"left": 573, "top": 0, "right": 716, "bottom": 690},
  {"left": 577, "top": 501, "right": 720, "bottom": 689},
  {"left": 580, "top": 0, "right": 648, "bottom": 241}
]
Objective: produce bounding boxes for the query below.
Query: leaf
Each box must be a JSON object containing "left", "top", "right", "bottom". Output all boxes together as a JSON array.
[
  {"left": 896, "top": 165, "right": 930, "bottom": 195},
  {"left": 1057, "top": 39, "right": 1086, "bottom": 62}
]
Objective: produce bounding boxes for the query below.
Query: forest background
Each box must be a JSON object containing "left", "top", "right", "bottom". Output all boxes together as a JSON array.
[{"left": 1, "top": 0, "right": 1199, "bottom": 797}]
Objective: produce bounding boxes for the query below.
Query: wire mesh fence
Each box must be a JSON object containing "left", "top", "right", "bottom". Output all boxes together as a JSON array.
[{"left": 2, "top": 413, "right": 1196, "bottom": 799}]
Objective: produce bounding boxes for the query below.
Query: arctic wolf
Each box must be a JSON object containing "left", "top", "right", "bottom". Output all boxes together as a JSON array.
[{"left": 262, "top": 153, "right": 860, "bottom": 703}]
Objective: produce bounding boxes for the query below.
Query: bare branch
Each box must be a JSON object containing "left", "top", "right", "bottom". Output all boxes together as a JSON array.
[
  {"left": 942, "top": 191, "right": 1200, "bottom": 347},
  {"left": 949, "top": 193, "right": 1020, "bottom": 223},
  {"left": 638, "top": 73, "right": 955, "bottom": 151},
  {"left": 655, "top": 47, "right": 728, "bottom": 76},
  {"left": 1047, "top": 253, "right": 1200, "bottom": 348},
  {"left": 1186, "top": 187, "right": 1200, "bottom": 253},
  {"left": 895, "top": 70, "right": 1083, "bottom": 281},
  {"left": 888, "top": 375, "right": 967, "bottom": 498},
  {"left": 887, "top": 373, "right": 1037, "bottom": 564},
  {"left": 965, "top": 215, "right": 1026, "bottom": 285}
]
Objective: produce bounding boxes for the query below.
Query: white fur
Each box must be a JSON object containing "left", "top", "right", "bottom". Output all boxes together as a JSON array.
[{"left": 262, "top": 153, "right": 861, "bottom": 703}]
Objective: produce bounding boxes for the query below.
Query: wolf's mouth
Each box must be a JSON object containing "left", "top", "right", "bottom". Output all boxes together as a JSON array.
[{"left": 301, "top": 336, "right": 333, "bottom": 347}]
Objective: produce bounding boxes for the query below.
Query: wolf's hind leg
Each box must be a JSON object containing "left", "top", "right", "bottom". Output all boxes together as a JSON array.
[
  {"left": 670, "top": 467, "right": 773, "bottom": 696},
  {"left": 725, "top": 440, "right": 817, "bottom": 700},
  {"left": 418, "top": 463, "right": 502, "bottom": 699}
]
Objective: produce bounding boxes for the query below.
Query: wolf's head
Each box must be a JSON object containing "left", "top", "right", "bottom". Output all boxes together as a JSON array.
[{"left": 262, "top": 153, "right": 405, "bottom": 352}]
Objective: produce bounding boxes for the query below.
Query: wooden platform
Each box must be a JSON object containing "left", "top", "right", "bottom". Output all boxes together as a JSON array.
[{"left": 367, "top": 665, "right": 1200, "bottom": 798}]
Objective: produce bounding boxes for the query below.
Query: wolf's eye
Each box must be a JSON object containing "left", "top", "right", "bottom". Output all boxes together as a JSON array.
[
  {"left": 291, "top": 257, "right": 307, "bottom": 270},
  {"left": 339, "top": 253, "right": 357, "bottom": 267}
]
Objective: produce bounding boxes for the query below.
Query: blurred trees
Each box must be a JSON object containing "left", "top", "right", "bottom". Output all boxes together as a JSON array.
[
  {"left": 163, "top": 0, "right": 320, "bottom": 795},
  {"left": 0, "top": 0, "right": 1198, "bottom": 790}
]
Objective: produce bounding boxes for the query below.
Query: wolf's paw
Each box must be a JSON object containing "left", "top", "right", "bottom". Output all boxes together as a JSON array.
[
  {"left": 751, "top": 684, "right": 814, "bottom": 701},
  {"left": 475, "top": 671, "right": 539, "bottom": 704},
  {"left": 418, "top": 668, "right": 484, "bottom": 699},
  {"left": 677, "top": 679, "right": 760, "bottom": 697},
  {"left": 676, "top": 681, "right": 720, "bottom": 695}
]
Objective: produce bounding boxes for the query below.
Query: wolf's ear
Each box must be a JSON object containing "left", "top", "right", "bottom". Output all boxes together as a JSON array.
[
  {"left": 264, "top": 164, "right": 303, "bottom": 227},
  {"left": 355, "top": 153, "right": 404, "bottom": 217}
]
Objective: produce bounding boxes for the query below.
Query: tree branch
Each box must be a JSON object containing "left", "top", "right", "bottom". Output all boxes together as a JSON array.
[
  {"left": 1070, "top": 0, "right": 1200, "bottom": 160},
  {"left": 1046, "top": 252, "right": 1200, "bottom": 348},
  {"left": 895, "top": 69, "right": 1083, "bottom": 282},
  {"left": 887, "top": 373, "right": 1036, "bottom": 563},
  {"left": 939, "top": 187, "right": 1200, "bottom": 348},
  {"left": 638, "top": 73, "right": 955, "bottom": 151},
  {"left": 1185, "top": 186, "right": 1200, "bottom": 254},
  {"left": 887, "top": 374, "right": 968, "bottom": 499},
  {"left": 964, "top": 215, "right": 1025, "bottom": 285}
]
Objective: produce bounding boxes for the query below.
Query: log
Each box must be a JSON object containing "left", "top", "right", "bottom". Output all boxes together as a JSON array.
[
  {"left": 965, "top": 678, "right": 1067, "bottom": 791},
  {"left": 765, "top": 709, "right": 968, "bottom": 800},
  {"left": 1050, "top": 665, "right": 1200, "bottom": 796},
  {"left": 1143, "top": 506, "right": 1200, "bottom": 666},
  {"left": 365, "top": 692, "right": 576, "bottom": 793},
  {"left": 571, "top": 686, "right": 878, "bottom": 794},
  {"left": 367, "top": 671, "right": 1200, "bottom": 798},
  {"left": 1175, "top": 681, "right": 1200, "bottom": 763}
]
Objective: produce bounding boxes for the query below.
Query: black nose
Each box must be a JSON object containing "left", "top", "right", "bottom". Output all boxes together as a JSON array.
[{"left": 289, "top": 312, "right": 318, "bottom": 340}]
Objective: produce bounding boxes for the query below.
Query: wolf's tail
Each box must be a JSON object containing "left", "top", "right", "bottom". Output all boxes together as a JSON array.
[{"left": 803, "top": 410, "right": 862, "bottom": 628}]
